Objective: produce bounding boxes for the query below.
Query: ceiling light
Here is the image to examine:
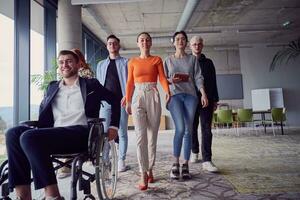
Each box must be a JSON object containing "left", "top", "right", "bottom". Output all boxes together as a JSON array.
[{"left": 282, "top": 21, "right": 291, "bottom": 27}]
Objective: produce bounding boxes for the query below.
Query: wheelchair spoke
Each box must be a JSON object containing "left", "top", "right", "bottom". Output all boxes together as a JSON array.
[
  {"left": 99, "top": 140, "right": 118, "bottom": 200},
  {"left": 92, "top": 138, "right": 118, "bottom": 200}
]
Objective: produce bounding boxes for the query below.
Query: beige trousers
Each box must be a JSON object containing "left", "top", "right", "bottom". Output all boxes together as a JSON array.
[{"left": 131, "top": 82, "right": 161, "bottom": 173}]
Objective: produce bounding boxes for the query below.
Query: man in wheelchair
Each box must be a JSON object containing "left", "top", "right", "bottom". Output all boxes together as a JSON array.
[{"left": 4, "top": 50, "right": 120, "bottom": 200}]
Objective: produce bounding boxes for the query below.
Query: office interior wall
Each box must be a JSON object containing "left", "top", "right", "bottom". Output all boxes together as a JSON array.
[
  {"left": 240, "top": 44, "right": 300, "bottom": 127},
  {"left": 121, "top": 48, "right": 245, "bottom": 129},
  {"left": 204, "top": 49, "right": 243, "bottom": 110}
]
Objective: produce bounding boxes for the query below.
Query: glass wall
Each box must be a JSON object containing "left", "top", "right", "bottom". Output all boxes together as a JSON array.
[
  {"left": 0, "top": 0, "right": 14, "bottom": 162},
  {"left": 82, "top": 30, "right": 108, "bottom": 75},
  {"left": 30, "top": 0, "right": 45, "bottom": 120},
  {"left": 0, "top": 0, "right": 56, "bottom": 163},
  {"left": 0, "top": 1, "right": 14, "bottom": 136}
]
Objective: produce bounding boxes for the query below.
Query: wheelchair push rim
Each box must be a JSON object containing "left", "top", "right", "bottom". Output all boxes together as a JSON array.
[{"left": 95, "top": 138, "right": 118, "bottom": 200}]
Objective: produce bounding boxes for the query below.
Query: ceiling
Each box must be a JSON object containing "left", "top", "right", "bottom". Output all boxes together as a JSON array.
[{"left": 72, "top": 0, "right": 300, "bottom": 54}]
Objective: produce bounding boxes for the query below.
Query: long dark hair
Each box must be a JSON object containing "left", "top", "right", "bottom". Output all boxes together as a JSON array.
[{"left": 172, "top": 31, "right": 188, "bottom": 43}]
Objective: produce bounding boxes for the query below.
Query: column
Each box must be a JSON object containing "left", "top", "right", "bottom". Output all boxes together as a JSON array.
[{"left": 57, "top": 0, "right": 82, "bottom": 51}]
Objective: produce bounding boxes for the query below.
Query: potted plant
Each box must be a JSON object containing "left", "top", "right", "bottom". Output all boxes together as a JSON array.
[
  {"left": 270, "top": 37, "right": 300, "bottom": 71},
  {"left": 31, "top": 60, "right": 59, "bottom": 92}
]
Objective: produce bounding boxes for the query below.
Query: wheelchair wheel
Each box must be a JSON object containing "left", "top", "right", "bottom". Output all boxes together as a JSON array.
[
  {"left": 95, "top": 138, "right": 118, "bottom": 200},
  {"left": 0, "top": 160, "right": 44, "bottom": 200}
]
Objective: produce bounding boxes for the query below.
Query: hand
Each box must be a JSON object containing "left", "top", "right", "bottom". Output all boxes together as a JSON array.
[
  {"left": 125, "top": 103, "right": 132, "bottom": 115},
  {"left": 213, "top": 102, "right": 218, "bottom": 111},
  {"left": 107, "top": 128, "right": 118, "bottom": 141},
  {"left": 121, "top": 96, "right": 126, "bottom": 107},
  {"left": 166, "top": 93, "right": 171, "bottom": 104},
  {"left": 201, "top": 94, "right": 209, "bottom": 108}
]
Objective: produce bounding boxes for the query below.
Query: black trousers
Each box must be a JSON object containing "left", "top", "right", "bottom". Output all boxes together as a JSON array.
[
  {"left": 5, "top": 125, "right": 89, "bottom": 190},
  {"left": 192, "top": 101, "right": 214, "bottom": 162}
]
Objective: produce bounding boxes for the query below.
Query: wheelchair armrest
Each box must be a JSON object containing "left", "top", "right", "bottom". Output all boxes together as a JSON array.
[
  {"left": 19, "top": 120, "right": 38, "bottom": 127},
  {"left": 87, "top": 118, "right": 105, "bottom": 125}
]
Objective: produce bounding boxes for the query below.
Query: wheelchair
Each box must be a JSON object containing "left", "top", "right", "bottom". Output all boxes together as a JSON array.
[{"left": 0, "top": 118, "right": 118, "bottom": 200}]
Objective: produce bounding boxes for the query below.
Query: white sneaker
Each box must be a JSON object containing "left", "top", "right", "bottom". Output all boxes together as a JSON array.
[
  {"left": 118, "top": 160, "right": 128, "bottom": 172},
  {"left": 190, "top": 153, "right": 199, "bottom": 163},
  {"left": 202, "top": 161, "right": 218, "bottom": 172},
  {"left": 57, "top": 166, "right": 71, "bottom": 179}
]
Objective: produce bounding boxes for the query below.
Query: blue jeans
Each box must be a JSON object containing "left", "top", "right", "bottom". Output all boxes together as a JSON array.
[
  {"left": 100, "top": 101, "right": 128, "bottom": 161},
  {"left": 167, "top": 93, "right": 198, "bottom": 161}
]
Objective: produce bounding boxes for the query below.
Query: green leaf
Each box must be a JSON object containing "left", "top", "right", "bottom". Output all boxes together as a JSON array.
[
  {"left": 270, "top": 37, "right": 300, "bottom": 71},
  {"left": 31, "top": 58, "right": 58, "bottom": 92}
]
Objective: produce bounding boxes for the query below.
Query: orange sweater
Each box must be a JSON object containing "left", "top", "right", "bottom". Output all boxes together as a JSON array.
[{"left": 126, "top": 56, "right": 170, "bottom": 103}]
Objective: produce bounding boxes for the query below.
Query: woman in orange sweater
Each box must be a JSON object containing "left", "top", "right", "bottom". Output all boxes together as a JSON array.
[{"left": 125, "top": 32, "right": 170, "bottom": 190}]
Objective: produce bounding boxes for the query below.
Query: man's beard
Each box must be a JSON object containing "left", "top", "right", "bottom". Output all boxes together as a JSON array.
[{"left": 62, "top": 70, "right": 78, "bottom": 78}]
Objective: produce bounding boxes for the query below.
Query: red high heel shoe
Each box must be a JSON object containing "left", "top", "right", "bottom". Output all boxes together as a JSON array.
[
  {"left": 148, "top": 172, "right": 154, "bottom": 183},
  {"left": 138, "top": 173, "right": 148, "bottom": 190}
]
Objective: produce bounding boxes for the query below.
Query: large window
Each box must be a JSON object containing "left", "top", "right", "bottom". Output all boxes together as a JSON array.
[
  {"left": 82, "top": 29, "right": 108, "bottom": 75},
  {"left": 0, "top": 0, "right": 14, "bottom": 161},
  {"left": 30, "top": 0, "right": 45, "bottom": 120},
  {"left": 0, "top": 1, "right": 14, "bottom": 135}
]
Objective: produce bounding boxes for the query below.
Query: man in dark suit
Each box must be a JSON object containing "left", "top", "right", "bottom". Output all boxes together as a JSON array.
[
  {"left": 5, "top": 50, "right": 120, "bottom": 200},
  {"left": 190, "top": 36, "right": 219, "bottom": 172}
]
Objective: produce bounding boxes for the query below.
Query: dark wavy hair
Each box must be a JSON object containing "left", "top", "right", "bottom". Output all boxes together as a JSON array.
[
  {"left": 107, "top": 34, "right": 120, "bottom": 43},
  {"left": 137, "top": 32, "right": 152, "bottom": 42},
  {"left": 58, "top": 50, "right": 79, "bottom": 63},
  {"left": 172, "top": 30, "right": 188, "bottom": 43}
]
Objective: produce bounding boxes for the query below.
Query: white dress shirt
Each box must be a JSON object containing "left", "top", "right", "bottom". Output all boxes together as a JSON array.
[{"left": 52, "top": 79, "right": 87, "bottom": 127}]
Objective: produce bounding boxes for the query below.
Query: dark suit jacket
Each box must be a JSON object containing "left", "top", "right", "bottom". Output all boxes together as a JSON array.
[
  {"left": 37, "top": 77, "right": 120, "bottom": 128},
  {"left": 198, "top": 53, "right": 219, "bottom": 103}
]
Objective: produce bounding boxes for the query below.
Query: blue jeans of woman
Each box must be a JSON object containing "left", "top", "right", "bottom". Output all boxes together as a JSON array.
[{"left": 167, "top": 93, "right": 198, "bottom": 161}]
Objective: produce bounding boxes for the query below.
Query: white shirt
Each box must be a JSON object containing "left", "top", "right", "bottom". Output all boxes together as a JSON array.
[{"left": 52, "top": 79, "right": 87, "bottom": 127}]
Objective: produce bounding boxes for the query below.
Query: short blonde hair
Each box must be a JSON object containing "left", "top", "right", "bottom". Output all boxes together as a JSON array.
[{"left": 190, "top": 35, "right": 203, "bottom": 44}]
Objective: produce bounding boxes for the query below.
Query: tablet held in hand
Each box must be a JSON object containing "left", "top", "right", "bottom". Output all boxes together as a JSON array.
[{"left": 173, "top": 73, "right": 189, "bottom": 82}]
